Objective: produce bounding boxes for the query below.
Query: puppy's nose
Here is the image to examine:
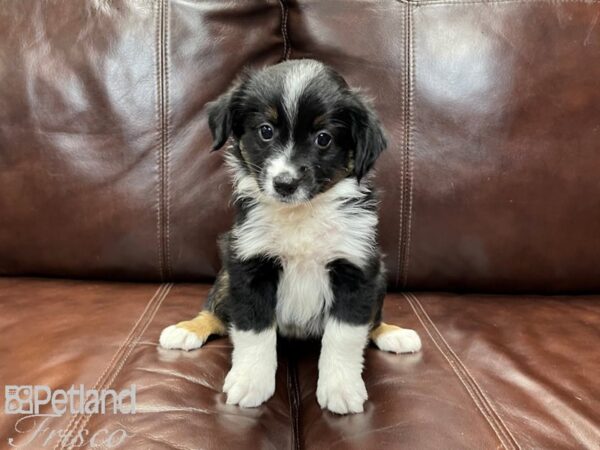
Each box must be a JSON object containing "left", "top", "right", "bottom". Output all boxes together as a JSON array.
[{"left": 273, "top": 174, "right": 300, "bottom": 197}]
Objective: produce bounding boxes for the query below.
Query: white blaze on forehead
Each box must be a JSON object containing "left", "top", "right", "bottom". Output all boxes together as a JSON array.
[{"left": 283, "top": 60, "right": 324, "bottom": 128}]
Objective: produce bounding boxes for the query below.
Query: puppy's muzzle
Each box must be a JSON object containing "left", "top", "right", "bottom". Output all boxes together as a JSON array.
[{"left": 273, "top": 173, "right": 301, "bottom": 197}]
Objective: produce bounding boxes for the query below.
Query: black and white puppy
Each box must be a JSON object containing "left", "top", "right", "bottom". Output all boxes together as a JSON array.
[{"left": 160, "top": 59, "right": 421, "bottom": 415}]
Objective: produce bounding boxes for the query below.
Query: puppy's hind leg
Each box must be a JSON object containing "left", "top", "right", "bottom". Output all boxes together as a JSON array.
[
  {"left": 368, "top": 267, "right": 421, "bottom": 354},
  {"left": 160, "top": 311, "right": 227, "bottom": 351},
  {"left": 370, "top": 322, "right": 422, "bottom": 354},
  {"left": 159, "top": 270, "right": 229, "bottom": 351}
]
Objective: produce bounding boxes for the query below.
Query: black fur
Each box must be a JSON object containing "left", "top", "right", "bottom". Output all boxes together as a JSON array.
[
  {"left": 225, "top": 255, "right": 281, "bottom": 331},
  {"left": 344, "top": 95, "right": 387, "bottom": 182},
  {"left": 328, "top": 257, "right": 386, "bottom": 326}
]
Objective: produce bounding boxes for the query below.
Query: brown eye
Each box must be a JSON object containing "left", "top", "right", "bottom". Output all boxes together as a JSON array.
[
  {"left": 259, "top": 123, "right": 274, "bottom": 141},
  {"left": 315, "top": 131, "right": 332, "bottom": 149}
]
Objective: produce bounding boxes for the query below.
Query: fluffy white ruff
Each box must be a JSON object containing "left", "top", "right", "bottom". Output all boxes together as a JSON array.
[
  {"left": 159, "top": 325, "right": 205, "bottom": 351},
  {"left": 317, "top": 320, "right": 370, "bottom": 414},
  {"left": 233, "top": 177, "right": 377, "bottom": 269},
  {"left": 374, "top": 328, "right": 422, "bottom": 354},
  {"left": 223, "top": 327, "right": 278, "bottom": 408}
]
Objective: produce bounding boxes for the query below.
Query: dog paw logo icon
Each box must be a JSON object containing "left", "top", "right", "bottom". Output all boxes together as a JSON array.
[{"left": 4, "top": 386, "right": 34, "bottom": 414}]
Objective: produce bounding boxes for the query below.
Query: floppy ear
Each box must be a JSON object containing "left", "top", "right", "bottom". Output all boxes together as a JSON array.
[
  {"left": 348, "top": 94, "right": 387, "bottom": 182},
  {"left": 207, "top": 90, "right": 235, "bottom": 152},
  {"left": 207, "top": 70, "right": 253, "bottom": 151}
]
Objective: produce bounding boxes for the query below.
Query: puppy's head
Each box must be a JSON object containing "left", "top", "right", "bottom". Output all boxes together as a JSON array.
[{"left": 207, "top": 59, "right": 386, "bottom": 204}]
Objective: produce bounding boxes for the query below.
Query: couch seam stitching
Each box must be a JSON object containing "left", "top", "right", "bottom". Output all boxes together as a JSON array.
[
  {"left": 409, "top": 293, "right": 520, "bottom": 447},
  {"left": 402, "top": 4, "right": 415, "bottom": 288},
  {"left": 66, "top": 284, "right": 173, "bottom": 449},
  {"left": 395, "top": 3, "right": 408, "bottom": 288},
  {"left": 155, "top": 0, "right": 171, "bottom": 281},
  {"left": 164, "top": 0, "right": 172, "bottom": 280},
  {"left": 62, "top": 283, "right": 174, "bottom": 450},
  {"left": 395, "top": 3, "right": 414, "bottom": 288},
  {"left": 403, "top": 293, "right": 509, "bottom": 448},
  {"left": 279, "top": 0, "right": 291, "bottom": 60},
  {"left": 55, "top": 283, "right": 170, "bottom": 450},
  {"left": 404, "top": 293, "right": 520, "bottom": 450},
  {"left": 154, "top": 0, "right": 165, "bottom": 281}
]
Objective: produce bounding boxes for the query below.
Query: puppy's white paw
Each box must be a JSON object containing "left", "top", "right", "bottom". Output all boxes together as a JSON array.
[
  {"left": 317, "top": 372, "right": 368, "bottom": 414},
  {"left": 159, "top": 325, "right": 205, "bottom": 351},
  {"left": 374, "top": 328, "right": 422, "bottom": 354},
  {"left": 223, "top": 367, "right": 275, "bottom": 408}
]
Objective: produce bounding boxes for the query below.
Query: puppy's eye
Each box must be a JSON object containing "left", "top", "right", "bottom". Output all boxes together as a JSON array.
[
  {"left": 315, "top": 131, "right": 332, "bottom": 149},
  {"left": 258, "top": 123, "right": 274, "bottom": 141}
]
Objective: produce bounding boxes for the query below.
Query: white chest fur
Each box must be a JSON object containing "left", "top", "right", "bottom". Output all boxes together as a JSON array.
[{"left": 232, "top": 179, "right": 378, "bottom": 337}]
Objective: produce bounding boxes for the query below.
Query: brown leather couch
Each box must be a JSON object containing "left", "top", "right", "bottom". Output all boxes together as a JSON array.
[{"left": 1, "top": 1, "right": 599, "bottom": 449}]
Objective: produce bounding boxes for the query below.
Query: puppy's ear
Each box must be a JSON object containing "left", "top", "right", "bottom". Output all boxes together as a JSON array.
[
  {"left": 347, "top": 93, "right": 387, "bottom": 182},
  {"left": 207, "top": 89, "right": 235, "bottom": 152},
  {"left": 206, "top": 72, "right": 251, "bottom": 151}
]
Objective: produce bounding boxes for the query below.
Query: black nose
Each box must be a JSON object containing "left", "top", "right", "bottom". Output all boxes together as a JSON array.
[{"left": 273, "top": 174, "right": 300, "bottom": 196}]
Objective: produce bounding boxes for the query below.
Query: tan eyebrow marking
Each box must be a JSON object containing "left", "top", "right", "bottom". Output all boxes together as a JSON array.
[
  {"left": 266, "top": 106, "right": 278, "bottom": 122},
  {"left": 313, "top": 115, "right": 326, "bottom": 127}
]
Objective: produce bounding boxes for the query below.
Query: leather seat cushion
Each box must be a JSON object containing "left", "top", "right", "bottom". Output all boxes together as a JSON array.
[{"left": 1, "top": 278, "right": 598, "bottom": 449}]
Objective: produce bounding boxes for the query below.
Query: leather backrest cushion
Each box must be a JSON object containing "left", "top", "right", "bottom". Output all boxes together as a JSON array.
[
  {"left": 2, "top": 0, "right": 600, "bottom": 293},
  {"left": 0, "top": 0, "right": 284, "bottom": 281},
  {"left": 288, "top": 0, "right": 600, "bottom": 292}
]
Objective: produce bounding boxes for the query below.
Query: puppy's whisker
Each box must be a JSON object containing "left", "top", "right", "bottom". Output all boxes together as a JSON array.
[
  {"left": 244, "top": 161, "right": 261, "bottom": 170},
  {"left": 243, "top": 161, "right": 263, "bottom": 173}
]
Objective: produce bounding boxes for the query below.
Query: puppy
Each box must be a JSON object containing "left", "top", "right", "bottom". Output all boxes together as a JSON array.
[{"left": 160, "top": 59, "right": 422, "bottom": 415}]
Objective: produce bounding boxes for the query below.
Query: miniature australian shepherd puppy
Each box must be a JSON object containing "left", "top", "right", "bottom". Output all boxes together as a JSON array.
[{"left": 159, "top": 59, "right": 422, "bottom": 415}]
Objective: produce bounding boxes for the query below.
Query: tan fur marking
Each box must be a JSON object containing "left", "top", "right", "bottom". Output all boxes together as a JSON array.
[
  {"left": 347, "top": 149, "right": 355, "bottom": 173},
  {"left": 266, "top": 106, "right": 278, "bottom": 122},
  {"left": 210, "top": 270, "right": 229, "bottom": 308},
  {"left": 322, "top": 164, "right": 352, "bottom": 191},
  {"left": 313, "top": 115, "right": 326, "bottom": 127},
  {"left": 370, "top": 322, "right": 401, "bottom": 341},
  {"left": 177, "top": 311, "right": 227, "bottom": 338}
]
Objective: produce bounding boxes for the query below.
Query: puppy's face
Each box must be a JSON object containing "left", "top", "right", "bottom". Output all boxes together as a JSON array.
[{"left": 208, "top": 60, "right": 386, "bottom": 204}]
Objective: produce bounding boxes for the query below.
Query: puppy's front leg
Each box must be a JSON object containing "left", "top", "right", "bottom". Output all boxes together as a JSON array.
[
  {"left": 224, "top": 326, "right": 277, "bottom": 407},
  {"left": 317, "top": 259, "right": 375, "bottom": 414},
  {"left": 223, "top": 256, "right": 280, "bottom": 408},
  {"left": 317, "top": 319, "right": 370, "bottom": 414}
]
